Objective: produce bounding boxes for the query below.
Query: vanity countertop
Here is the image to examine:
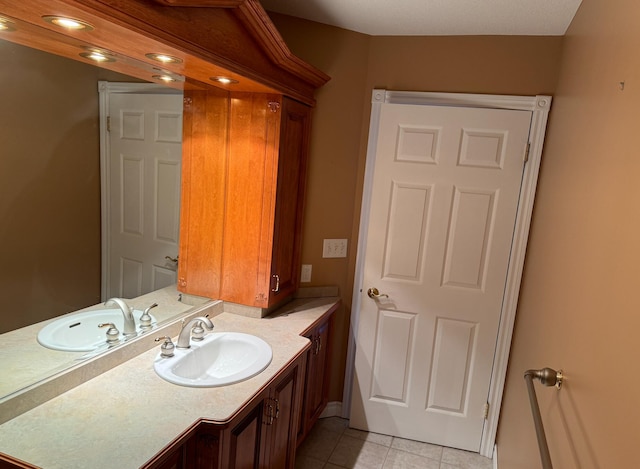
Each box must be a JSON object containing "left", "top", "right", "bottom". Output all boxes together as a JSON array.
[
  {"left": 0, "top": 296, "right": 340, "bottom": 469},
  {"left": 0, "top": 286, "right": 193, "bottom": 399}
]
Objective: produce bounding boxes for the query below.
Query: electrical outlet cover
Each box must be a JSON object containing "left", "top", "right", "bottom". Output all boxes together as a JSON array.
[{"left": 301, "top": 264, "right": 312, "bottom": 283}]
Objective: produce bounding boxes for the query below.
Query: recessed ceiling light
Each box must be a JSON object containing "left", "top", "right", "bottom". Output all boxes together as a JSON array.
[
  {"left": 79, "top": 50, "right": 115, "bottom": 63},
  {"left": 0, "top": 17, "right": 16, "bottom": 32},
  {"left": 42, "top": 15, "right": 94, "bottom": 31},
  {"left": 210, "top": 76, "right": 239, "bottom": 85},
  {"left": 152, "top": 74, "right": 177, "bottom": 83},
  {"left": 145, "top": 53, "right": 183, "bottom": 65}
]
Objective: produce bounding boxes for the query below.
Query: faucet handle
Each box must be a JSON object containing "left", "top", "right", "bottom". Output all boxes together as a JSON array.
[
  {"left": 155, "top": 336, "right": 175, "bottom": 358},
  {"left": 191, "top": 315, "right": 212, "bottom": 342},
  {"left": 98, "top": 323, "right": 120, "bottom": 344},
  {"left": 139, "top": 303, "right": 158, "bottom": 330}
]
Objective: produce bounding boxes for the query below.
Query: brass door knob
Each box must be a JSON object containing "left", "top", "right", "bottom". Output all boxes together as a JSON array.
[{"left": 367, "top": 287, "right": 389, "bottom": 299}]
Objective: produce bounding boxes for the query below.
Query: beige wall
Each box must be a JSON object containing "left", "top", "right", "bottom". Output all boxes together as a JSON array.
[
  {"left": 497, "top": 0, "right": 640, "bottom": 466},
  {"left": 270, "top": 12, "right": 564, "bottom": 407},
  {"left": 277, "top": 1, "right": 640, "bottom": 465},
  {"left": 0, "top": 41, "right": 140, "bottom": 333},
  {"left": 268, "top": 14, "right": 371, "bottom": 400}
]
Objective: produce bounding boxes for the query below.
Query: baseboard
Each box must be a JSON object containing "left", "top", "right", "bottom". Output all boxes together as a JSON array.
[
  {"left": 319, "top": 401, "right": 343, "bottom": 419},
  {"left": 493, "top": 444, "right": 498, "bottom": 469}
]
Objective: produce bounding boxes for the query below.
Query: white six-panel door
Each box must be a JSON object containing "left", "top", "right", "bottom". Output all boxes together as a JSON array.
[
  {"left": 104, "top": 90, "right": 183, "bottom": 299},
  {"left": 350, "top": 101, "right": 532, "bottom": 451}
]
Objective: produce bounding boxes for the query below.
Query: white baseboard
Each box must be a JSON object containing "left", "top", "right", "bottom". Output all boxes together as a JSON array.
[{"left": 319, "top": 401, "right": 343, "bottom": 419}]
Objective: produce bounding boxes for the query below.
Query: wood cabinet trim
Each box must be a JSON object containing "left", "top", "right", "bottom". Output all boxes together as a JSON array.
[
  {"left": 151, "top": 0, "right": 330, "bottom": 90},
  {"left": 0, "top": 1, "right": 328, "bottom": 105}
]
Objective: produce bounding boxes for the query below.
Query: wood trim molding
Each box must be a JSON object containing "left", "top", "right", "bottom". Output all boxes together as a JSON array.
[
  {"left": 154, "top": 0, "right": 244, "bottom": 5},
  {"left": 0, "top": 452, "right": 39, "bottom": 469},
  {"left": 234, "top": 0, "right": 331, "bottom": 89},
  {"left": 153, "top": 0, "right": 331, "bottom": 90},
  {"left": 0, "top": 1, "right": 327, "bottom": 105}
]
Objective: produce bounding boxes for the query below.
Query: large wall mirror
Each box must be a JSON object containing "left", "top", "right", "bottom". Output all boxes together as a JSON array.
[
  {"left": 0, "top": 0, "right": 326, "bottom": 413},
  {"left": 0, "top": 35, "right": 198, "bottom": 403}
]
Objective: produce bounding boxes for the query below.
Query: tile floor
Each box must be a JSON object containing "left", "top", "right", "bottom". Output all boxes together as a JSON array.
[{"left": 295, "top": 417, "right": 493, "bottom": 469}]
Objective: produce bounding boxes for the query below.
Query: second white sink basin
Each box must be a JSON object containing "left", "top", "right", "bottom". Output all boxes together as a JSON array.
[
  {"left": 37, "top": 308, "right": 153, "bottom": 352},
  {"left": 154, "top": 332, "right": 272, "bottom": 387}
]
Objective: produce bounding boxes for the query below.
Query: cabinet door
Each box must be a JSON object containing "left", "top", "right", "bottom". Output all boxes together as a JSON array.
[
  {"left": 185, "top": 424, "right": 220, "bottom": 469},
  {"left": 227, "top": 401, "right": 265, "bottom": 469},
  {"left": 177, "top": 89, "right": 229, "bottom": 299},
  {"left": 222, "top": 94, "right": 311, "bottom": 309},
  {"left": 298, "top": 310, "right": 336, "bottom": 445},
  {"left": 221, "top": 93, "right": 282, "bottom": 307},
  {"left": 305, "top": 320, "right": 330, "bottom": 425},
  {"left": 262, "top": 354, "right": 305, "bottom": 469},
  {"left": 268, "top": 98, "right": 312, "bottom": 306}
]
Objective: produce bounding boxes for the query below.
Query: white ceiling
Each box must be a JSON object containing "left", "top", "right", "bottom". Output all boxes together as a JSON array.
[{"left": 260, "top": 0, "right": 582, "bottom": 36}]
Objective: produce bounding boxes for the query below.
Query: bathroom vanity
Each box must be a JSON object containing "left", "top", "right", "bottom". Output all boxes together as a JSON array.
[
  {"left": 0, "top": 2, "right": 334, "bottom": 466},
  {"left": 0, "top": 296, "right": 339, "bottom": 468}
]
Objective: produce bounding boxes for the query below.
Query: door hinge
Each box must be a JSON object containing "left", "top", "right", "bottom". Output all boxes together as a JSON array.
[
  {"left": 524, "top": 142, "right": 531, "bottom": 163},
  {"left": 106, "top": 115, "right": 111, "bottom": 132},
  {"left": 483, "top": 402, "right": 490, "bottom": 419}
]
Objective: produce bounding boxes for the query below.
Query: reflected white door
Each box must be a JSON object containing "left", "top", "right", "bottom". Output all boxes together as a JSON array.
[
  {"left": 350, "top": 102, "right": 532, "bottom": 451},
  {"left": 106, "top": 92, "right": 183, "bottom": 299}
]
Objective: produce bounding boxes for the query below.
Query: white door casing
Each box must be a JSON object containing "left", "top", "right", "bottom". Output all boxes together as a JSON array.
[
  {"left": 99, "top": 82, "right": 183, "bottom": 300},
  {"left": 345, "top": 90, "right": 551, "bottom": 457}
]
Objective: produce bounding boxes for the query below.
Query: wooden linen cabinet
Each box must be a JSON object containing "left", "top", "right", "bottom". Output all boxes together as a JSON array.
[{"left": 178, "top": 91, "right": 312, "bottom": 311}]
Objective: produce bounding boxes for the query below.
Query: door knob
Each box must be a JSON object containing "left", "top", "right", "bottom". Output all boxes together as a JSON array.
[{"left": 367, "top": 287, "right": 388, "bottom": 299}]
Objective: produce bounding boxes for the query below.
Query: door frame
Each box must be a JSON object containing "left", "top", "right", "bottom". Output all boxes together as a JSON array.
[
  {"left": 97, "top": 81, "right": 182, "bottom": 301},
  {"left": 343, "top": 90, "right": 552, "bottom": 457}
]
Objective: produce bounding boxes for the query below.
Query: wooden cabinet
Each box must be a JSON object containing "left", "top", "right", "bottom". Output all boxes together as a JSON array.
[
  {"left": 221, "top": 94, "right": 311, "bottom": 310},
  {"left": 265, "top": 98, "right": 312, "bottom": 308},
  {"left": 186, "top": 425, "right": 221, "bottom": 469},
  {"left": 178, "top": 91, "right": 312, "bottom": 311},
  {"left": 143, "top": 424, "right": 220, "bottom": 469},
  {"left": 223, "top": 352, "right": 304, "bottom": 469},
  {"left": 223, "top": 401, "right": 263, "bottom": 468},
  {"left": 261, "top": 357, "right": 304, "bottom": 468},
  {"left": 143, "top": 353, "right": 306, "bottom": 469},
  {"left": 298, "top": 309, "right": 336, "bottom": 444}
]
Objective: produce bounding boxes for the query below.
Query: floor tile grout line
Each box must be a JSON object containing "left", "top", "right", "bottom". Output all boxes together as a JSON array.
[{"left": 301, "top": 417, "right": 491, "bottom": 469}]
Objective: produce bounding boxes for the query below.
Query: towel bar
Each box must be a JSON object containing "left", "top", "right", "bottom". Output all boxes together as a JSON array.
[{"left": 524, "top": 368, "right": 563, "bottom": 469}]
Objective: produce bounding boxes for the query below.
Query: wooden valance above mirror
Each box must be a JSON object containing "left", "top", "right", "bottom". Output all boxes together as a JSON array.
[{"left": 0, "top": 0, "right": 330, "bottom": 105}]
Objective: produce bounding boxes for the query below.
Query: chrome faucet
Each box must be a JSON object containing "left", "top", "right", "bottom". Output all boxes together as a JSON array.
[
  {"left": 105, "top": 297, "right": 136, "bottom": 337},
  {"left": 176, "top": 316, "right": 214, "bottom": 349}
]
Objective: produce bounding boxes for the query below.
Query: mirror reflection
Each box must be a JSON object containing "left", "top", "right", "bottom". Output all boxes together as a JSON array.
[{"left": 0, "top": 37, "right": 190, "bottom": 400}]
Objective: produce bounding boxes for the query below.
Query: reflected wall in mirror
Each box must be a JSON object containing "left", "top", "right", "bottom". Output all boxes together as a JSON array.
[{"left": 0, "top": 38, "right": 149, "bottom": 334}]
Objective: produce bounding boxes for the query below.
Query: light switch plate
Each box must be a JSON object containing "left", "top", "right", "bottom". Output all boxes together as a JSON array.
[{"left": 322, "top": 239, "right": 348, "bottom": 258}]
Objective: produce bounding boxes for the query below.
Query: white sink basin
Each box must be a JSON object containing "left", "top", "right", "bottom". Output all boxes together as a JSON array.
[
  {"left": 37, "top": 308, "right": 154, "bottom": 352},
  {"left": 154, "top": 332, "right": 272, "bottom": 387}
]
